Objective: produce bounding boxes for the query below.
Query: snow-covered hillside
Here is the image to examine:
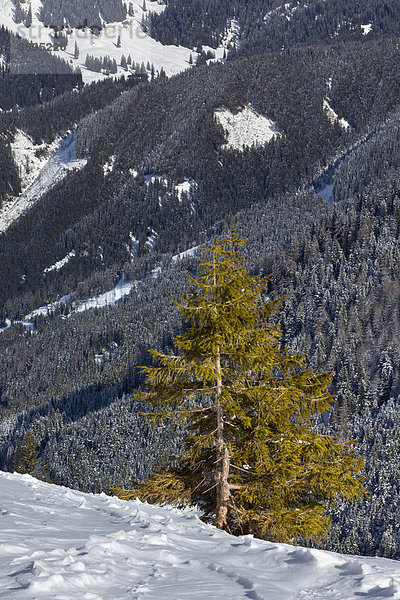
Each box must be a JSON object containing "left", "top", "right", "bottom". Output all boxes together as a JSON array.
[
  {"left": 1, "top": 472, "right": 400, "bottom": 599},
  {"left": 0, "top": 0, "right": 194, "bottom": 82},
  {"left": 215, "top": 104, "right": 280, "bottom": 151},
  {"left": 0, "top": 131, "right": 87, "bottom": 234}
]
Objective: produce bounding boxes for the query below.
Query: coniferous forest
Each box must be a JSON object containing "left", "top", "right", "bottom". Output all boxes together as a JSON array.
[{"left": 1, "top": 0, "right": 400, "bottom": 557}]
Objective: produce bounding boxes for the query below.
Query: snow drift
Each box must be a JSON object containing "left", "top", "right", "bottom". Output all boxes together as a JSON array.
[{"left": 1, "top": 472, "right": 400, "bottom": 599}]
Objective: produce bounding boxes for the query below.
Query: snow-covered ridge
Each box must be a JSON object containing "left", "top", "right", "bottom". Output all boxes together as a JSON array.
[
  {"left": 214, "top": 104, "right": 280, "bottom": 151},
  {"left": 1, "top": 471, "right": 400, "bottom": 599},
  {"left": 0, "top": 131, "right": 87, "bottom": 235}
]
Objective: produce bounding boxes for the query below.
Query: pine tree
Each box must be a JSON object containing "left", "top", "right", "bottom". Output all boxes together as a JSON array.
[
  {"left": 13, "top": 432, "right": 39, "bottom": 475},
  {"left": 114, "top": 231, "right": 365, "bottom": 542},
  {"left": 24, "top": 4, "right": 32, "bottom": 28},
  {"left": 14, "top": 0, "right": 24, "bottom": 24}
]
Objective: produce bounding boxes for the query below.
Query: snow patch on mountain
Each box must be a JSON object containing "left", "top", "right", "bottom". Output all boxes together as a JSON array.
[
  {"left": 10, "top": 130, "right": 58, "bottom": 192},
  {"left": 316, "top": 182, "right": 334, "bottom": 203},
  {"left": 264, "top": 1, "right": 303, "bottom": 23},
  {"left": 214, "top": 104, "right": 280, "bottom": 151},
  {"left": 203, "top": 18, "right": 240, "bottom": 63},
  {"left": 174, "top": 179, "right": 197, "bottom": 201},
  {"left": 323, "top": 99, "right": 351, "bottom": 130},
  {"left": 0, "top": 318, "right": 11, "bottom": 332},
  {"left": 145, "top": 228, "right": 158, "bottom": 250},
  {"left": 43, "top": 250, "right": 76, "bottom": 274},
  {"left": 25, "top": 292, "right": 75, "bottom": 320},
  {"left": 127, "top": 231, "right": 139, "bottom": 260},
  {"left": 103, "top": 154, "right": 116, "bottom": 175},
  {"left": 1, "top": 471, "right": 400, "bottom": 600},
  {"left": 25, "top": 276, "right": 135, "bottom": 320},
  {"left": 361, "top": 23, "right": 373, "bottom": 35},
  {"left": 144, "top": 173, "right": 168, "bottom": 186},
  {"left": 0, "top": 131, "right": 87, "bottom": 234},
  {"left": 172, "top": 245, "right": 199, "bottom": 261},
  {"left": 75, "top": 278, "right": 135, "bottom": 313}
]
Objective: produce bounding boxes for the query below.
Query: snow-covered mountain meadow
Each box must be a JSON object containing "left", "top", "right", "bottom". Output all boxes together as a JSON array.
[
  {"left": 0, "top": 0, "right": 195, "bottom": 83},
  {"left": 0, "top": 0, "right": 194, "bottom": 82},
  {"left": 1, "top": 471, "right": 400, "bottom": 599}
]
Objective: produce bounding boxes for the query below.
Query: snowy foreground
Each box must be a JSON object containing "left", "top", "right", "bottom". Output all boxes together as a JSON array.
[{"left": 1, "top": 472, "right": 400, "bottom": 599}]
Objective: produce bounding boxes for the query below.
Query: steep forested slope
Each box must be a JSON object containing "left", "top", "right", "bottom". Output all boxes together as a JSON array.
[
  {"left": 150, "top": 0, "right": 400, "bottom": 53},
  {"left": 0, "top": 72, "right": 146, "bottom": 205},
  {"left": 2, "top": 39, "right": 399, "bottom": 312}
]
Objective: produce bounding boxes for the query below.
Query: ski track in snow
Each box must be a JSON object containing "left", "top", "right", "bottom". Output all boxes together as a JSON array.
[
  {"left": 1, "top": 472, "right": 400, "bottom": 599},
  {"left": 0, "top": 131, "right": 87, "bottom": 235}
]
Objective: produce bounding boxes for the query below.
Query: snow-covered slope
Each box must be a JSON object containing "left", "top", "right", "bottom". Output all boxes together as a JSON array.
[
  {"left": 0, "top": 131, "right": 87, "bottom": 234},
  {"left": 323, "top": 99, "right": 351, "bottom": 130},
  {"left": 0, "top": 0, "right": 194, "bottom": 82},
  {"left": 215, "top": 104, "right": 280, "bottom": 150},
  {"left": 23, "top": 276, "right": 134, "bottom": 320},
  {"left": 1, "top": 472, "right": 400, "bottom": 599}
]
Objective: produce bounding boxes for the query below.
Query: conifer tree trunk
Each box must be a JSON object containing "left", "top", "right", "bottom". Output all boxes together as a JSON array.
[
  {"left": 214, "top": 347, "right": 230, "bottom": 530},
  {"left": 211, "top": 248, "right": 231, "bottom": 529}
]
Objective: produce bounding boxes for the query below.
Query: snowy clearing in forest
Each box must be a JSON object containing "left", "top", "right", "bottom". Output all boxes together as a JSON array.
[
  {"left": 43, "top": 250, "right": 76, "bottom": 274},
  {"left": 172, "top": 245, "right": 199, "bottom": 261},
  {"left": 10, "top": 130, "right": 59, "bottom": 192},
  {"left": 214, "top": 104, "right": 280, "bottom": 151},
  {"left": 25, "top": 277, "right": 135, "bottom": 321},
  {"left": 0, "top": 131, "right": 87, "bottom": 234},
  {"left": 203, "top": 18, "right": 241, "bottom": 63},
  {"left": 174, "top": 179, "right": 197, "bottom": 201},
  {"left": 1, "top": 472, "right": 400, "bottom": 599},
  {"left": 323, "top": 99, "right": 351, "bottom": 130},
  {"left": 75, "top": 278, "right": 135, "bottom": 313}
]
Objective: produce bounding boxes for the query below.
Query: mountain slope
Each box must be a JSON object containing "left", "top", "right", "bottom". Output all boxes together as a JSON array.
[
  {"left": 0, "top": 0, "right": 193, "bottom": 84},
  {"left": 2, "top": 38, "right": 400, "bottom": 313},
  {"left": 149, "top": 0, "right": 400, "bottom": 54},
  {"left": 1, "top": 471, "right": 400, "bottom": 599}
]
